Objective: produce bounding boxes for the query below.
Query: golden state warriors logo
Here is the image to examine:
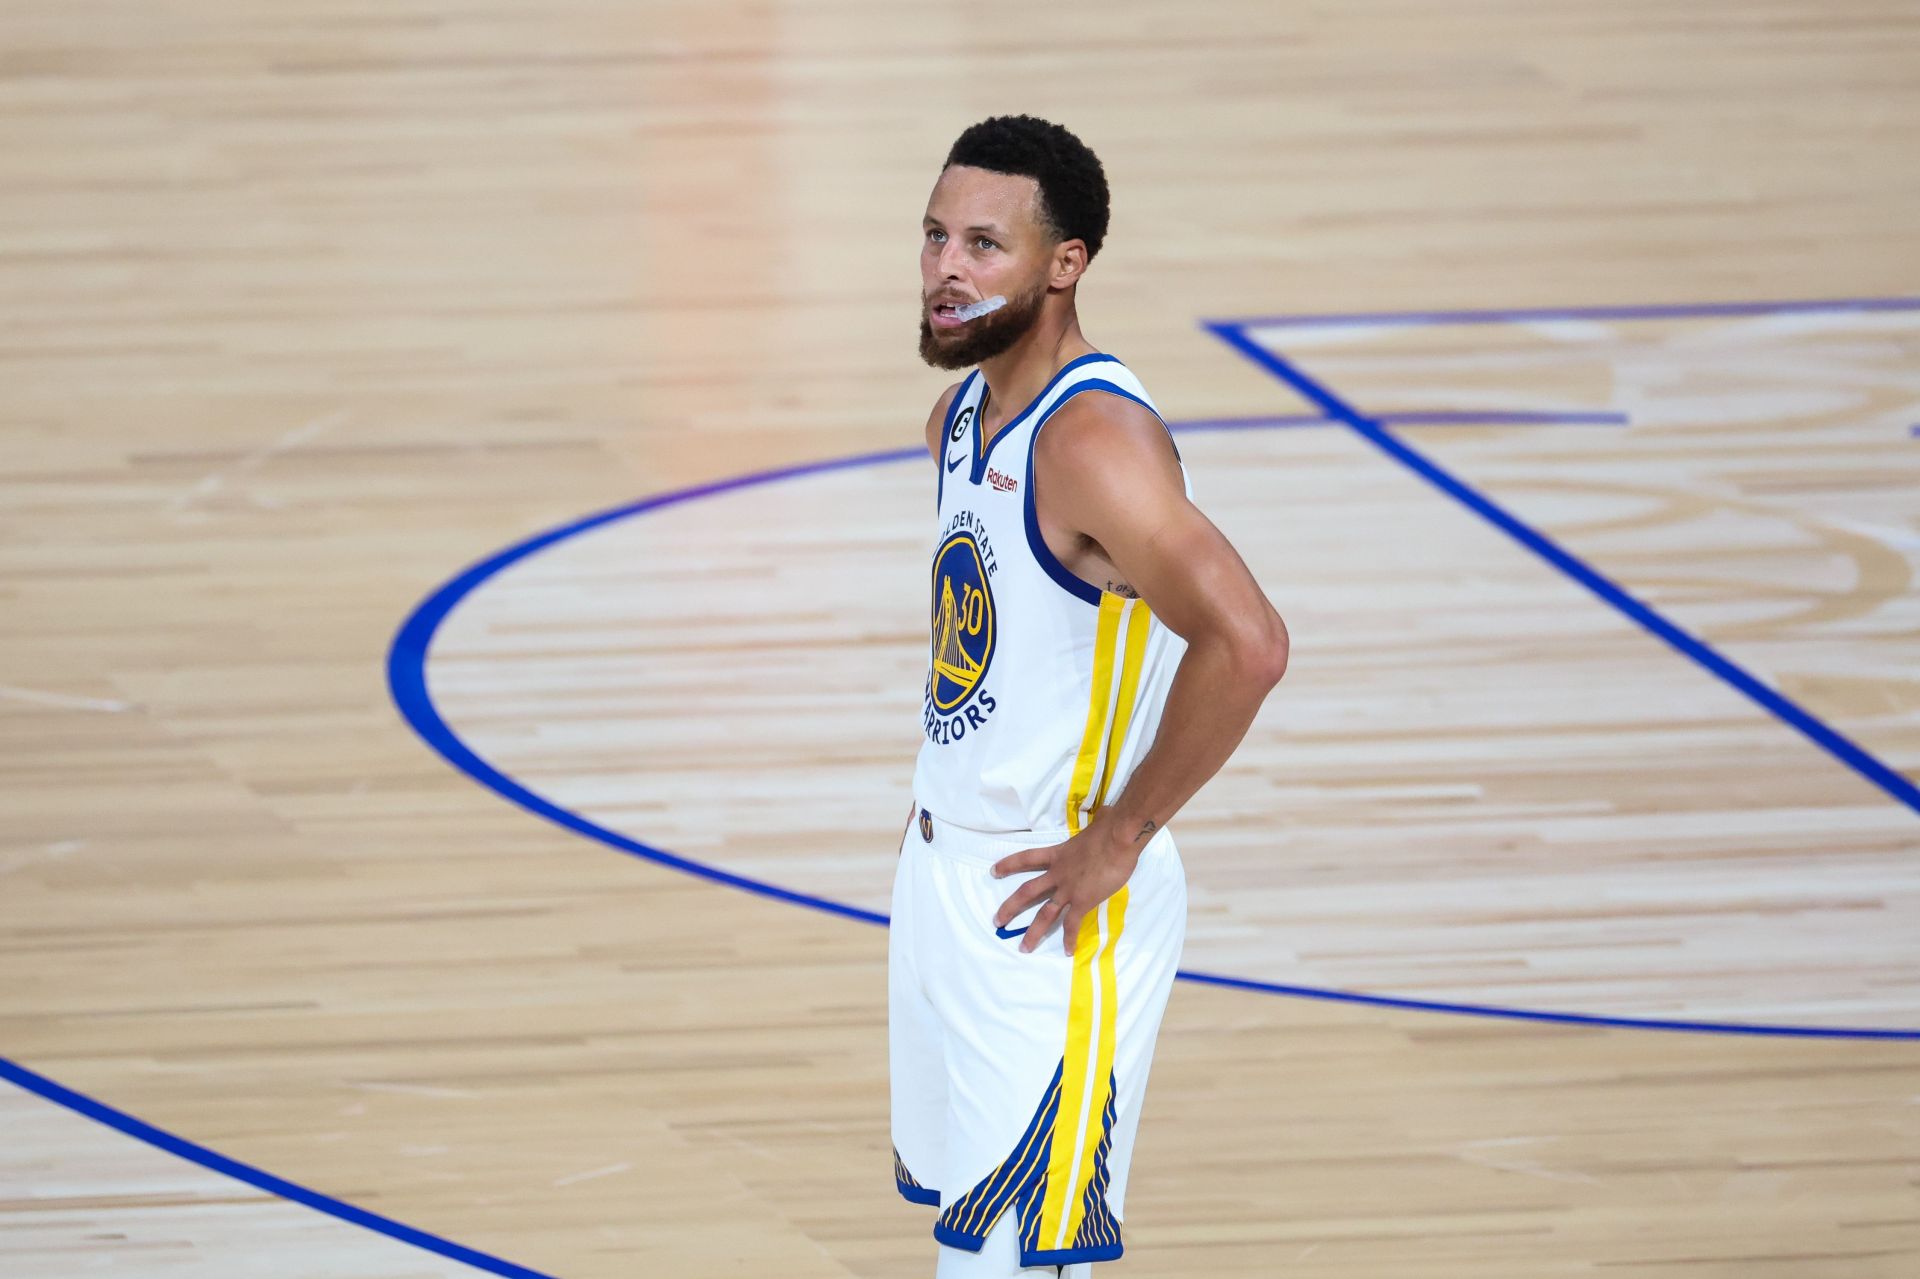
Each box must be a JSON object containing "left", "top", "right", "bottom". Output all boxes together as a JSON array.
[
  {"left": 931, "top": 531, "right": 995, "bottom": 712},
  {"left": 924, "top": 510, "right": 1001, "bottom": 746}
]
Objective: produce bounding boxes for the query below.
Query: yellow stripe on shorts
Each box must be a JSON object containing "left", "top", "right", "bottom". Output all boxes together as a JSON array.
[{"left": 1037, "top": 884, "right": 1129, "bottom": 1251}]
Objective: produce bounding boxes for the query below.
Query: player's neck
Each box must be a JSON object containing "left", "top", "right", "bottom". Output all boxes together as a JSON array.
[{"left": 976, "top": 307, "right": 1098, "bottom": 432}]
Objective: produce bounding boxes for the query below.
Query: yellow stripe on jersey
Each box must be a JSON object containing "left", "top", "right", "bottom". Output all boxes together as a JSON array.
[
  {"left": 1037, "top": 885, "right": 1129, "bottom": 1251},
  {"left": 1065, "top": 593, "right": 1126, "bottom": 835},
  {"left": 1092, "top": 599, "right": 1153, "bottom": 813}
]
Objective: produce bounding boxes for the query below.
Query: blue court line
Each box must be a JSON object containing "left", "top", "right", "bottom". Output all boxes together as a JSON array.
[
  {"left": 380, "top": 400, "right": 1626, "bottom": 931},
  {"left": 1177, "top": 408, "right": 1627, "bottom": 431},
  {"left": 1201, "top": 317, "right": 1920, "bottom": 822},
  {"left": 1380, "top": 409, "right": 1628, "bottom": 426},
  {"left": 8, "top": 323, "right": 1911, "bottom": 1279},
  {"left": 0, "top": 1056, "right": 560, "bottom": 1279},
  {"left": 382, "top": 403, "right": 1918, "bottom": 1040},
  {"left": 385, "top": 447, "right": 929, "bottom": 928},
  {"left": 1225, "top": 294, "right": 1920, "bottom": 330},
  {"left": 1174, "top": 974, "right": 1920, "bottom": 1040}
]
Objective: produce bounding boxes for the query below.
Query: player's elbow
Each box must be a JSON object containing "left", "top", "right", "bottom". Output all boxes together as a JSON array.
[
  {"left": 1256, "top": 612, "right": 1290, "bottom": 688},
  {"left": 1233, "top": 606, "right": 1289, "bottom": 690}
]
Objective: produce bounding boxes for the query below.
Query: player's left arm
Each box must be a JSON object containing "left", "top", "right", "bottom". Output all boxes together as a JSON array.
[{"left": 993, "top": 391, "right": 1290, "bottom": 953}]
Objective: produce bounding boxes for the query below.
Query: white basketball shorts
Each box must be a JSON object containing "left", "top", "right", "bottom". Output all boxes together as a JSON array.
[{"left": 889, "top": 799, "right": 1187, "bottom": 1267}]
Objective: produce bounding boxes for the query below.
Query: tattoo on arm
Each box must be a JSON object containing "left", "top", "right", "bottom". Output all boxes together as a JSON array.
[
  {"left": 1133, "top": 819, "right": 1158, "bottom": 845},
  {"left": 1105, "top": 579, "right": 1139, "bottom": 598}
]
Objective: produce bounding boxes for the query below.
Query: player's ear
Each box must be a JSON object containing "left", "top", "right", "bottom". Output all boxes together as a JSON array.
[{"left": 1049, "top": 238, "right": 1088, "bottom": 291}]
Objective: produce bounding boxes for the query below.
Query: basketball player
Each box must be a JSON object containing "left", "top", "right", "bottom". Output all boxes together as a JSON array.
[{"left": 891, "top": 115, "right": 1291, "bottom": 1277}]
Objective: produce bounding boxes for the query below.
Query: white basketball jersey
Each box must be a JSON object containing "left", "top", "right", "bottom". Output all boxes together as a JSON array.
[{"left": 911, "top": 353, "right": 1193, "bottom": 835}]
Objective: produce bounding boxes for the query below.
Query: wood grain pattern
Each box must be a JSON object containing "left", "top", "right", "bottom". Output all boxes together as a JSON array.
[{"left": 2, "top": 1, "right": 1916, "bottom": 1276}]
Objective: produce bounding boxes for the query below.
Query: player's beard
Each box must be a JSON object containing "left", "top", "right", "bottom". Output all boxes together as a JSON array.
[{"left": 918, "top": 280, "right": 1047, "bottom": 371}]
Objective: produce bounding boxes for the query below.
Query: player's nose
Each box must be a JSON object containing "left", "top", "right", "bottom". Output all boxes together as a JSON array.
[{"left": 935, "top": 236, "right": 968, "bottom": 279}]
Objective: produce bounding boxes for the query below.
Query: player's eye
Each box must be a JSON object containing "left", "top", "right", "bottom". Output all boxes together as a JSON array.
[
  {"left": 926, "top": 228, "right": 945, "bottom": 244},
  {"left": 974, "top": 237, "right": 996, "bottom": 251}
]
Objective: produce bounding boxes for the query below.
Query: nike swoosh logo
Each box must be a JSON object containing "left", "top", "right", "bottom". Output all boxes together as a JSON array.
[
  {"left": 946, "top": 455, "right": 965, "bottom": 472},
  {"left": 995, "top": 924, "right": 1029, "bottom": 940}
]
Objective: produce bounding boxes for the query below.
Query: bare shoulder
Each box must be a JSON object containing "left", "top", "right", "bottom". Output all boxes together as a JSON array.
[
  {"left": 1033, "top": 387, "right": 1183, "bottom": 488},
  {"left": 924, "top": 380, "right": 966, "bottom": 462}
]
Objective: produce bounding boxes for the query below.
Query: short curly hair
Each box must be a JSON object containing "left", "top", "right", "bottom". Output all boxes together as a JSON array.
[{"left": 943, "top": 115, "right": 1111, "bottom": 260}]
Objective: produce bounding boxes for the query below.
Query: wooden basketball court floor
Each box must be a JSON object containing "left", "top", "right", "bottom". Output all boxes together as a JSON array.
[{"left": 3, "top": 3, "right": 1917, "bottom": 1276}]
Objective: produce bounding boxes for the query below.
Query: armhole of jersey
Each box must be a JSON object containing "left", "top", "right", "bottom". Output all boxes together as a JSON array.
[
  {"left": 1023, "top": 379, "right": 1176, "bottom": 607},
  {"left": 934, "top": 372, "right": 977, "bottom": 511}
]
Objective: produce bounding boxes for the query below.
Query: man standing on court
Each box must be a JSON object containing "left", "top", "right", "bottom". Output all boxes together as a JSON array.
[{"left": 891, "top": 114, "right": 1291, "bottom": 1278}]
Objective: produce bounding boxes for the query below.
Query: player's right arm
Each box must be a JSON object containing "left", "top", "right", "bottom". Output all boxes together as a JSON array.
[{"left": 925, "top": 381, "right": 964, "bottom": 464}]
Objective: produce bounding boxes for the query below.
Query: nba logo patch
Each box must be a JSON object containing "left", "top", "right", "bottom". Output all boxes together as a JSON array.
[
  {"left": 930, "top": 531, "right": 996, "bottom": 713},
  {"left": 919, "top": 808, "right": 933, "bottom": 842}
]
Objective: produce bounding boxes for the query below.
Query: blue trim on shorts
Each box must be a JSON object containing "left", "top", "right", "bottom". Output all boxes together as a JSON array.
[
  {"left": 932, "top": 1221, "right": 983, "bottom": 1250},
  {"left": 898, "top": 1180, "right": 941, "bottom": 1207},
  {"left": 934, "top": 1064, "right": 1064, "bottom": 1249},
  {"left": 1023, "top": 1241, "right": 1127, "bottom": 1265},
  {"left": 895, "top": 1144, "right": 941, "bottom": 1206},
  {"left": 932, "top": 1224, "right": 1125, "bottom": 1265}
]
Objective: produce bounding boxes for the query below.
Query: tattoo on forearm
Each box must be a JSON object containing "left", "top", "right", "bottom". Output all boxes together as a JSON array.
[
  {"left": 1105, "top": 580, "right": 1139, "bottom": 598},
  {"left": 1133, "top": 819, "right": 1158, "bottom": 845}
]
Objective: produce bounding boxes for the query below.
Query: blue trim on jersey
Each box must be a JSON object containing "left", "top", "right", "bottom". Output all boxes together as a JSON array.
[
  {"left": 971, "top": 352, "right": 1122, "bottom": 486},
  {"left": 936, "top": 371, "right": 979, "bottom": 511},
  {"left": 1021, "top": 378, "right": 1171, "bottom": 606}
]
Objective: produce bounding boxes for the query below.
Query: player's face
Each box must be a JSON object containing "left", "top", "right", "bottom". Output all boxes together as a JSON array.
[{"left": 918, "top": 165, "right": 1053, "bottom": 370}]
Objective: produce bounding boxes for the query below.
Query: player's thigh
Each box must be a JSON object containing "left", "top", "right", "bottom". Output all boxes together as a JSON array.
[
  {"left": 890, "top": 833, "right": 950, "bottom": 1193},
  {"left": 927, "top": 832, "right": 1183, "bottom": 1250}
]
